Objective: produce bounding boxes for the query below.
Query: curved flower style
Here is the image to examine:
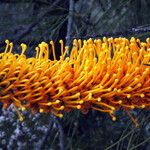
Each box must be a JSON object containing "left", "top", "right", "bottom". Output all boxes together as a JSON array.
[{"left": 0, "top": 37, "right": 149, "bottom": 126}]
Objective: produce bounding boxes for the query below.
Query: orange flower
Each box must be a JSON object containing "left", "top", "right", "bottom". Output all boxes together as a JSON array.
[{"left": 0, "top": 37, "right": 149, "bottom": 126}]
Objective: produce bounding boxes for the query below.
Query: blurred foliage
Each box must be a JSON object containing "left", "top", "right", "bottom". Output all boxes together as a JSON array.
[{"left": 0, "top": 0, "right": 150, "bottom": 150}]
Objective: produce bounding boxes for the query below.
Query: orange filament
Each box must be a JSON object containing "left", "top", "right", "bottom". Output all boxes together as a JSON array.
[{"left": 0, "top": 37, "right": 149, "bottom": 126}]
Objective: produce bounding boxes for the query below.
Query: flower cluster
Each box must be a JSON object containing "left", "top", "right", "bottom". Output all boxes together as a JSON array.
[{"left": 0, "top": 37, "right": 149, "bottom": 125}]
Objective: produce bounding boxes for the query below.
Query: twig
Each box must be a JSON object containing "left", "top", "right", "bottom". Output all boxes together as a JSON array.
[
  {"left": 130, "top": 137, "right": 150, "bottom": 150},
  {"left": 105, "top": 128, "right": 136, "bottom": 150}
]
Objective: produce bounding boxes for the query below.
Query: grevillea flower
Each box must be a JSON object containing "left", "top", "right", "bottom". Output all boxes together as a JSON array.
[{"left": 0, "top": 37, "right": 149, "bottom": 126}]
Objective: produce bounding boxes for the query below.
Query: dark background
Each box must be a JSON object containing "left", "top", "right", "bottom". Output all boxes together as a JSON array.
[{"left": 0, "top": 0, "right": 150, "bottom": 150}]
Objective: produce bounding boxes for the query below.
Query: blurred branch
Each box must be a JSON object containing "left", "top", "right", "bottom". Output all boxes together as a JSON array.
[
  {"left": 74, "top": 12, "right": 95, "bottom": 26},
  {"left": 94, "top": 0, "right": 131, "bottom": 26},
  {"left": 0, "top": 0, "right": 50, "bottom": 4},
  {"left": 70, "top": 26, "right": 150, "bottom": 39},
  {"left": 98, "top": 0, "right": 106, "bottom": 11},
  {"left": 66, "top": 0, "right": 74, "bottom": 48},
  {"left": 53, "top": 117, "right": 65, "bottom": 150},
  {"left": 14, "top": 0, "right": 61, "bottom": 42},
  {"left": 38, "top": 115, "right": 64, "bottom": 150},
  {"left": 39, "top": 116, "right": 53, "bottom": 150},
  {"left": 57, "top": 119, "right": 65, "bottom": 150}
]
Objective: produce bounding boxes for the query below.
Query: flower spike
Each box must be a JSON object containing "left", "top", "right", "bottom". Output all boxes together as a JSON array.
[{"left": 0, "top": 37, "right": 149, "bottom": 126}]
